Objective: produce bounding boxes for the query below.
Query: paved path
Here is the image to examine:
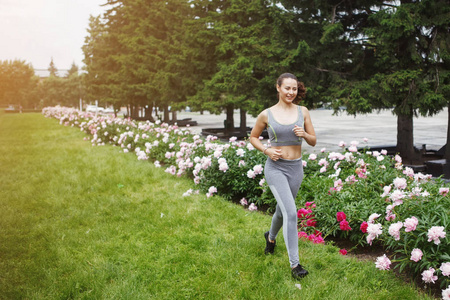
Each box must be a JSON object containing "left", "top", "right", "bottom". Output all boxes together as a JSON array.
[{"left": 176, "top": 108, "right": 448, "bottom": 154}]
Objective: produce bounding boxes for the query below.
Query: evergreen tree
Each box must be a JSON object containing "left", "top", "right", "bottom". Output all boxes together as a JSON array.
[{"left": 48, "top": 58, "right": 59, "bottom": 77}]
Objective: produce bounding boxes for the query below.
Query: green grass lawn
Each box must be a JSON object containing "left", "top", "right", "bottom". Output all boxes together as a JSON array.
[{"left": 0, "top": 112, "right": 434, "bottom": 299}]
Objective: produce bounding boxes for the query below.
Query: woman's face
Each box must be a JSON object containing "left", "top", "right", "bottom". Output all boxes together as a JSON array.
[{"left": 277, "top": 78, "right": 298, "bottom": 103}]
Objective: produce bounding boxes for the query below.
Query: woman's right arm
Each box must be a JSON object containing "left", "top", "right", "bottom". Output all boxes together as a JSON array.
[{"left": 250, "top": 110, "right": 269, "bottom": 153}]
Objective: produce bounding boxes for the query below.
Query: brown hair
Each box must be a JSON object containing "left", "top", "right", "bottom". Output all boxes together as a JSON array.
[{"left": 276, "top": 73, "right": 306, "bottom": 101}]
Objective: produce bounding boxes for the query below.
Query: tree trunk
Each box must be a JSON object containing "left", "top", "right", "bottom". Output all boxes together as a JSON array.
[
  {"left": 145, "top": 104, "right": 154, "bottom": 122},
  {"left": 397, "top": 113, "right": 415, "bottom": 164},
  {"left": 163, "top": 104, "right": 170, "bottom": 123},
  {"left": 445, "top": 103, "right": 450, "bottom": 160},
  {"left": 225, "top": 104, "right": 234, "bottom": 132},
  {"left": 240, "top": 108, "right": 247, "bottom": 134},
  {"left": 172, "top": 110, "right": 177, "bottom": 123}
]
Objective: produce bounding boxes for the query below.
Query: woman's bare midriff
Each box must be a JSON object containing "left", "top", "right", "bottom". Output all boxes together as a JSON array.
[{"left": 273, "top": 145, "right": 302, "bottom": 160}]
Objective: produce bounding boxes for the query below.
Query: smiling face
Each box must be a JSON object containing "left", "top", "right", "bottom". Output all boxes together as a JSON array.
[{"left": 277, "top": 78, "right": 298, "bottom": 104}]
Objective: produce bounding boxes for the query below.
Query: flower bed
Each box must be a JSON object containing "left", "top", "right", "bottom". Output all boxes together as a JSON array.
[{"left": 43, "top": 106, "right": 450, "bottom": 298}]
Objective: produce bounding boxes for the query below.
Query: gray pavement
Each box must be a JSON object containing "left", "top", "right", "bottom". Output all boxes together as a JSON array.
[{"left": 176, "top": 108, "right": 448, "bottom": 154}]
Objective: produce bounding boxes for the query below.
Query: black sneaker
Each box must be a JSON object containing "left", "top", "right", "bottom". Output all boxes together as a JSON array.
[
  {"left": 264, "top": 231, "right": 276, "bottom": 254},
  {"left": 291, "top": 264, "right": 309, "bottom": 280}
]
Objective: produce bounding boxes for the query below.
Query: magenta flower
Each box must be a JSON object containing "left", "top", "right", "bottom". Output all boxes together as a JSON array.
[
  {"left": 440, "top": 262, "right": 450, "bottom": 276},
  {"left": 336, "top": 211, "right": 347, "bottom": 222},
  {"left": 410, "top": 248, "right": 423, "bottom": 262},
  {"left": 427, "top": 226, "right": 446, "bottom": 245},
  {"left": 298, "top": 231, "right": 308, "bottom": 240},
  {"left": 297, "top": 208, "right": 311, "bottom": 219},
  {"left": 313, "top": 235, "right": 324, "bottom": 244},
  {"left": 388, "top": 221, "right": 403, "bottom": 241},
  {"left": 305, "top": 201, "right": 316, "bottom": 208},
  {"left": 306, "top": 219, "right": 317, "bottom": 227},
  {"left": 339, "top": 249, "right": 348, "bottom": 255},
  {"left": 339, "top": 220, "right": 352, "bottom": 231},
  {"left": 360, "top": 221, "right": 368, "bottom": 233},
  {"left": 403, "top": 216, "right": 418, "bottom": 232},
  {"left": 421, "top": 268, "right": 438, "bottom": 284},
  {"left": 375, "top": 254, "right": 391, "bottom": 270}
]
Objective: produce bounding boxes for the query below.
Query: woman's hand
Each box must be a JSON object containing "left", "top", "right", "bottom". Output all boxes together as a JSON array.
[
  {"left": 267, "top": 148, "right": 282, "bottom": 161},
  {"left": 293, "top": 125, "right": 306, "bottom": 137}
]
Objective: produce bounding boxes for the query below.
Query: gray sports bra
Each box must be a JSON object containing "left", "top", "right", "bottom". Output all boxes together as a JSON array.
[{"left": 267, "top": 106, "right": 304, "bottom": 146}]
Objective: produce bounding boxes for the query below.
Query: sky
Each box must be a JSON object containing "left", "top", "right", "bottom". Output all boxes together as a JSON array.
[{"left": 0, "top": 0, "right": 108, "bottom": 73}]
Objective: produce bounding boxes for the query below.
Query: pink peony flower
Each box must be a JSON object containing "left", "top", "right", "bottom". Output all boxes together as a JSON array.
[
  {"left": 381, "top": 185, "right": 391, "bottom": 198},
  {"left": 440, "top": 187, "right": 449, "bottom": 196},
  {"left": 410, "top": 248, "right": 423, "bottom": 262},
  {"left": 339, "top": 249, "right": 348, "bottom": 255},
  {"left": 338, "top": 141, "right": 346, "bottom": 147},
  {"left": 366, "top": 223, "right": 383, "bottom": 245},
  {"left": 219, "top": 161, "right": 229, "bottom": 172},
  {"left": 443, "top": 286, "right": 450, "bottom": 300},
  {"left": 348, "top": 145, "right": 358, "bottom": 152},
  {"left": 394, "top": 154, "right": 402, "bottom": 163},
  {"left": 339, "top": 220, "right": 352, "bottom": 231},
  {"left": 388, "top": 221, "right": 403, "bottom": 241},
  {"left": 390, "top": 190, "right": 405, "bottom": 205},
  {"left": 403, "top": 167, "right": 415, "bottom": 178},
  {"left": 393, "top": 177, "right": 407, "bottom": 190},
  {"left": 403, "top": 216, "right": 418, "bottom": 232},
  {"left": 427, "top": 226, "right": 446, "bottom": 245},
  {"left": 248, "top": 203, "right": 258, "bottom": 211},
  {"left": 308, "top": 153, "right": 317, "bottom": 160},
  {"left": 368, "top": 213, "right": 381, "bottom": 224},
  {"left": 440, "top": 262, "right": 450, "bottom": 276},
  {"left": 259, "top": 178, "right": 265, "bottom": 186},
  {"left": 236, "top": 148, "right": 245, "bottom": 157},
  {"left": 247, "top": 170, "right": 256, "bottom": 179},
  {"left": 375, "top": 254, "right": 391, "bottom": 270},
  {"left": 302, "top": 160, "right": 307, "bottom": 167},
  {"left": 253, "top": 164, "right": 264, "bottom": 175},
  {"left": 421, "top": 268, "right": 438, "bottom": 284},
  {"left": 336, "top": 212, "right": 347, "bottom": 222},
  {"left": 320, "top": 166, "right": 327, "bottom": 173},
  {"left": 240, "top": 198, "right": 248, "bottom": 206},
  {"left": 360, "top": 221, "right": 368, "bottom": 233}
]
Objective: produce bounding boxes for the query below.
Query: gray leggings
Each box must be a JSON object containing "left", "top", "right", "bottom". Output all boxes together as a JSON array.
[{"left": 264, "top": 157, "right": 303, "bottom": 268}]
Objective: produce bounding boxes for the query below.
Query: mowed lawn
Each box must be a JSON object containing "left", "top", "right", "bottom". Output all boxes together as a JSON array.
[{"left": 0, "top": 112, "right": 434, "bottom": 299}]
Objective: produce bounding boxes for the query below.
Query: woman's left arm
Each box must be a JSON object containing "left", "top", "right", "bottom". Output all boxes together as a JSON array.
[{"left": 301, "top": 106, "right": 316, "bottom": 147}]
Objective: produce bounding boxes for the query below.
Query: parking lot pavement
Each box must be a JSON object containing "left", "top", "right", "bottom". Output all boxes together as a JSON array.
[{"left": 176, "top": 108, "right": 447, "bottom": 154}]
